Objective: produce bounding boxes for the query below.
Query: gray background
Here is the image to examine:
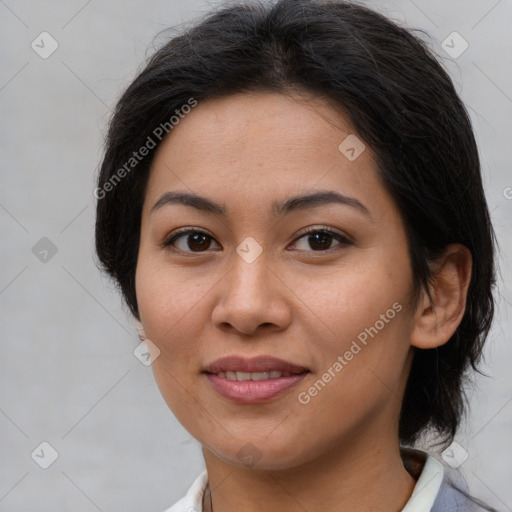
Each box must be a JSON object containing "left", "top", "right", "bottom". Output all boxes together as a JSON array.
[{"left": 1, "top": 0, "right": 511, "bottom": 511}]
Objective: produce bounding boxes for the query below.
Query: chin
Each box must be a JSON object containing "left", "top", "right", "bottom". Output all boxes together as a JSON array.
[{"left": 204, "top": 432, "right": 316, "bottom": 471}]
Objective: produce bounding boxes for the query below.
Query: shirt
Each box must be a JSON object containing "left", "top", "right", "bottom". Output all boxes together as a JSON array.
[{"left": 162, "top": 447, "right": 494, "bottom": 512}]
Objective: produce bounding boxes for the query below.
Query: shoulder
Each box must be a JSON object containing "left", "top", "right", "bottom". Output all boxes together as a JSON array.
[
  {"left": 431, "top": 472, "right": 500, "bottom": 512},
  {"left": 160, "top": 471, "right": 208, "bottom": 512},
  {"left": 401, "top": 446, "right": 499, "bottom": 512}
]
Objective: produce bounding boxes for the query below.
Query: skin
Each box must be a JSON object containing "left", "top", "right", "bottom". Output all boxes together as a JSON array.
[{"left": 135, "top": 90, "right": 472, "bottom": 512}]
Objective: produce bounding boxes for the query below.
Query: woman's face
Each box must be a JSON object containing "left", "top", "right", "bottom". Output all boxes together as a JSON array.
[{"left": 135, "top": 91, "right": 418, "bottom": 470}]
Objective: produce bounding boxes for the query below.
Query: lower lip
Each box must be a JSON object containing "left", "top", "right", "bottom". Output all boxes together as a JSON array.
[{"left": 205, "top": 373, "right": 308, "bottom": 403}]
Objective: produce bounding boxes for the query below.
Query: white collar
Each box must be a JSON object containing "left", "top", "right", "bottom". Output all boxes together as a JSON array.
[
  {"left": 163, "top": 447, "right": 445, "bottom": 512},
  {"left": 401, "top": 447, "right": 445, "bottom": 511}
]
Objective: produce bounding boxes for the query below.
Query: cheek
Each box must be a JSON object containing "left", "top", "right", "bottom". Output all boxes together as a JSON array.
[
  {"left": 287, "top": 251, "right": 410, "bottom": 350},
  {"left": 135, "top": 259, "right": 209, "bottom": 424},
  {"left": 289, "top": 255, "right": 414, "bottom": 412},
  {"left": 135, "top": 255, "right": 210, "bottom": 362}
]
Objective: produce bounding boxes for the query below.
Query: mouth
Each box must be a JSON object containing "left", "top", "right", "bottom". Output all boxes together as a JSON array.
[
  {"left": 210, "top": 370, "right": 306, "bottom": 381},
  {"left": 203, "top": 355, "right": 309, "bottom": 374},
  {"left": 203, "top": 355, "right": 310, "bottom": 403}
]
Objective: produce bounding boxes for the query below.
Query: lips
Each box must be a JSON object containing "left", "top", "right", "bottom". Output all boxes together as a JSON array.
[
  {"left": 203, "top": 355, "right": 308, "bottom": 375},
  {"left": 203, "top": 355, "right": 309, "bottom": 403}
]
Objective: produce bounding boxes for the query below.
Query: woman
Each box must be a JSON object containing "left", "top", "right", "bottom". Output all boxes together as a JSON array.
[{"left": 94, "top": 0, "right": 499, "bottom": 510}]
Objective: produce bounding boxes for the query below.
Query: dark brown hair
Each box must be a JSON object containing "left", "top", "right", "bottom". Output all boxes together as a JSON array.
[{"left": 95, "top": 0, "right": 496, "bottom": 450}]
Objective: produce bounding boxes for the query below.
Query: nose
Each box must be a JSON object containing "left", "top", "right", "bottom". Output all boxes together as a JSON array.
[{"left": 211, "top": 251, "right": 292, "bottom": 336}]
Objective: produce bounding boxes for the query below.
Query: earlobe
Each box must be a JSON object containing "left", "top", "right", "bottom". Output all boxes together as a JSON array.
[
  {"left": 135, "top": 319, "right": 147, "bottom": 341},
  {"left": 411, "top": 244, "right": 472, "bottom": 350}
]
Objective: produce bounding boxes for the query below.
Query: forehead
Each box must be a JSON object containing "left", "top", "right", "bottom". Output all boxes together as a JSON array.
[{"left": 143, "top": 91, "right": 390, "bottom": 220}]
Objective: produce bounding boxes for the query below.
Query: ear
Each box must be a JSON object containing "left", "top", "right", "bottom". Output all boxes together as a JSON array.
[{"left": 411, "top": 244, "right": 472, "bottom": 349}]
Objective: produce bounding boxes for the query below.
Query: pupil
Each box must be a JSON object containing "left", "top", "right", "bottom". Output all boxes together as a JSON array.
[
  {"left": 310, "top": 233, "right": 331, "bottom": 250},
  {"left": 189, "top": 233, "right": 210, "bottom": 251}
]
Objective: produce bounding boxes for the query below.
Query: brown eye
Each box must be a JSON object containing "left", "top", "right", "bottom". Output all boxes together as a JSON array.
[
  {"left": 163, "top": 229, "right": 221, "bottom": 253},
  {"left": 307, "top": 232, "right": 334, "bottom": 250},
  {"left": 291, "top": 228, "right": 352, "bottom": 252}
]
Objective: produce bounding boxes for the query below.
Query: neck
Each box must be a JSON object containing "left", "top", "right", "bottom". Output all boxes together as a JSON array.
[{"left": 202, "top": 434, "right": 417, "bottom": 512}]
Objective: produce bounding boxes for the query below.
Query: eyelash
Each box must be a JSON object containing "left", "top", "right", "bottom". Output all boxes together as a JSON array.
[{"left": 161, "top": 226, "right": 352, "bottom": 254}]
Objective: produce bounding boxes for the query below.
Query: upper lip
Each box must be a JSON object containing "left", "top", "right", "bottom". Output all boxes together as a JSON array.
[{"left": 203, "top": 356, "right": 309, "bottom": 374}]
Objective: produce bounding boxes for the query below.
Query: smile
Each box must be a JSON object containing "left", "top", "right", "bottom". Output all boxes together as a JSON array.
[
  {"left": 205, "top": 371, "right": 309, "bottom": 403},
  {"left": 213, "top": 370, "right": 295, "bottom": 381}
]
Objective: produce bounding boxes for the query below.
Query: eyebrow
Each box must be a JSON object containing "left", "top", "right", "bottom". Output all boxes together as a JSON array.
[{"left": 151, "top": 190, "right": 372, "bottom": 218}]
